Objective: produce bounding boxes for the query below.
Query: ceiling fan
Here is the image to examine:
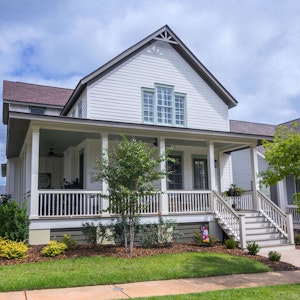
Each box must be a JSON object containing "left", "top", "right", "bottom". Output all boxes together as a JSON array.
[{"left": 48, "top": 148, "right": 64, "bottom": 158}]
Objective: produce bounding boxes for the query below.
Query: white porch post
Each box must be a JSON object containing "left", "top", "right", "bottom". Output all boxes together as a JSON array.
[
  {"left": 30, "top": 126, "right": 40, "bottom": 218},
  {"left": 101, "top": 133, "right": 109, "bottom": 213},
  {"left": 250, "top": 145, "right": 259, "bottom": 210},
  {"left": 159, "top": 137, "right": 168, "bottom": 214},
  {"left": 207, "top": 141, "right": 216, "bottom": 191}
]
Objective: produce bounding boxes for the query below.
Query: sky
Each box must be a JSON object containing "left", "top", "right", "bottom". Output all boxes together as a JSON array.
[{"left": 0, "top": 0, "right": 300, "bottom": 185}]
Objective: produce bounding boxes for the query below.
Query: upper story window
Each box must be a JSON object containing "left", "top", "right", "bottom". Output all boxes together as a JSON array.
[
  {"left": 78, "top": 100, "right": 82, "bottom": 118},
  {"left": 30, "top": 106, "right": 46, "bottom": 115},
  {"left": 142, "top": 85, "right": 186, "bottom": 127}
]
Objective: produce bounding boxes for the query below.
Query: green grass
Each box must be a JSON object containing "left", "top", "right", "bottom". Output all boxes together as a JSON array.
[
  {"left": 0, "top": 252, "right": 270, "bottom": 292},
  {"left": 132, "top": 284, "right": 300, "bottom": 299}
]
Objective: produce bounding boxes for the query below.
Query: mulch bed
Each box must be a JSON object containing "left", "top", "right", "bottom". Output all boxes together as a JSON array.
[{"left": 1, "top": 243, "right": 299, "bottom": 272}]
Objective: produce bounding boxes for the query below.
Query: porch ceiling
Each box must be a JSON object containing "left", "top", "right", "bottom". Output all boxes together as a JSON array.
[{"left": 39, "top": 129, "right": 100, "bottom": 157}]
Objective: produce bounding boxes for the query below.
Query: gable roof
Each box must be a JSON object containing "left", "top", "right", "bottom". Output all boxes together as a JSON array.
[
  {"left": 3, "top": 80, "right": 73, "bottom": 107},
  {"left": 61, "top": 25, "right": 238, "bottom": 115}
]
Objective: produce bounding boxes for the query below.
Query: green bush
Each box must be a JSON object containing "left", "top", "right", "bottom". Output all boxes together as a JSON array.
[
  {"left": 247, "top": 241, "right": 260, "bottom": 255},
  {"left": 140, "top": 215, "right": 181, "bottom": 248},
  {"left": 224, "top": 238, "right": 238, "bottom": 249},
  {"left": 268, "top": 250, "right": 281, "bottom": 261},
  {"left": 62, "top": 234, "right": 77, "bottom": 250},
  {"left": 0, "top": 237, "right": 28, "bottom": 259},
  {"left": 81, "top": 221, "right": 98, "bottom": 248},
  {"left": 0, "top": 200, "right": 30, "bottom": 242},
  {"left": 41, "top": 241, "right": 67, "bottom": 257},
  {"left": 295, "top": 234, "right": 300, "bottom": 245}
]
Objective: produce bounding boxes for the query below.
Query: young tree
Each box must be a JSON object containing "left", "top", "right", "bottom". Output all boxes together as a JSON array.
[
  {"left": 260, "top": 122, "right": 300, "bottom": 210},
  {"left": 94, "top": 135, "right": 171, "bottom": 254}
]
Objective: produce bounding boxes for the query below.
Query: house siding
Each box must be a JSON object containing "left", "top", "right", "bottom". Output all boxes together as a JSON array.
[
  {"left": 231, "top": 149, "right": 252, "bottom": 190},
  {"left": 87, "top": 41, "right": 229, "bottom": 131}
]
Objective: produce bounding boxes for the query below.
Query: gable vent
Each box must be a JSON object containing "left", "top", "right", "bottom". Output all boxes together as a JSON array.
[{"left": 154, "top": 30, "right": 178, "bottom": 44}]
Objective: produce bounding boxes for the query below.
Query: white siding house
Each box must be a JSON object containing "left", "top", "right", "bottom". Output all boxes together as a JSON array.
[{"left": 2, "top": 25, "right": 296, "bottom": 247}]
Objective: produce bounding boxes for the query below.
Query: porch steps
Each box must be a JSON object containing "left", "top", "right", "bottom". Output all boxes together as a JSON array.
[{"left": 244, "top": 212, "right": 293, "bottom": 250}]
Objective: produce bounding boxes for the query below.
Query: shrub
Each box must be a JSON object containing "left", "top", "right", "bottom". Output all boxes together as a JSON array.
[
  {"left": 268, "top": 251, "right": 281, "bottom": 261},
  {"left": 140, "top": 215, "right": 181, "bottom": 248},
  {"left": 224, "top": 238, "right": 238, "bottom": 249},
  {"left": 295, "top": 234, "right": 300, "bottom": 245},
  {"left": 0, "top": 200, "right": 30, "bottom": 242},
  {"left": 0, "top": 237, "right": 28, "bottom": 259},
  {"left": 247, "top": 241, "right": 260, "bottom": 255},
  {"left": 81, "top": 221, "right": 98, "bottom": 248},
  {"left": 62, "top": 234, "right": 77, "bottom": 250},
  {"left": 41, "top": 241, "right": 67, "bottom": 257}
]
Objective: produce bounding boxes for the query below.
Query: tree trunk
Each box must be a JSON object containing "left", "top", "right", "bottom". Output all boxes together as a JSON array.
[{"left": 129, "top": 217, "right": 135, "bottom": 255}]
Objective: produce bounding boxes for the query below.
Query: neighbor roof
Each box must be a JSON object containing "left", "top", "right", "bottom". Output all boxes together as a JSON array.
[
  {"left": 61, "top": 25, "right": 238, "bottom": 115},
  {"left": 230, "top": 120, "right": 276, "bottom": 137},
  {"left": 3, "top": 80, "right": 73, "bottom": 107}
]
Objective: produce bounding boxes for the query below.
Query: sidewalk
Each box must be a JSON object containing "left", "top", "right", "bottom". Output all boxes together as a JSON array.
[{"left": 1, "top": 248, "right": 300, "bottom": 300}]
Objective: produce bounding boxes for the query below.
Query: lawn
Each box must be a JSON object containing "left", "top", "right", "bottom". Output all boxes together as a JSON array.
[
  {"left": 132, "top": 284, "right": 300, "bottom": 299},
  {"left": 0, "top": 252, "right": 271, "bottom": 292}
]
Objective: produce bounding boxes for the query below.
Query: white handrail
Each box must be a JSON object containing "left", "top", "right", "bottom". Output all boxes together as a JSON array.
[
  {"left": 212, "top": 191, "right": 241, "bottom": 242},
  {"left": 257, "top": 191, "right": 290, "bottom": 238}
]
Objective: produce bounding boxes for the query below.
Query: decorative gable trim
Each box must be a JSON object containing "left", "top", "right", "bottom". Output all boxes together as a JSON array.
[{"left": 61, "top": 25, "right": 238, "bottom": 116}]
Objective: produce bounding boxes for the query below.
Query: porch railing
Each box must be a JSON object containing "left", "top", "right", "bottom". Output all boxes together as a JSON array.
[
  {"left": 167, "top": 191, "right": 211, "bottom": 213},
  {"left": 38, "top": 191, "right": 103, "bottom": 217},
  {"left": 286, "top": 205, "right": 300, "bottom": 223},
  {"left": 224, "top": 191, "right": 253, "bottom": 210}
]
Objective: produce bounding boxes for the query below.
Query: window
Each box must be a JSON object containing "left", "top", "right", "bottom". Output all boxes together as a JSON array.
[
  {"left": 30, "top": 106, "right": 45, "bottom": 115},
  {"left": 78, "top": 101, "right": 82, "bottom": 118},
  {"left": 142, "top": 85, "right": 185, "bottom": 126},
  {"left": 167, "top": 154, "right": 183, "bottom": 189}
]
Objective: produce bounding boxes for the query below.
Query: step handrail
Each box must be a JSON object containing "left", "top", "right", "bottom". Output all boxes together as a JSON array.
[
  {"left": 257, "top": 190, "right": 290, "bottom": 239},
  {"left": 212, "top": 191, "right": 241, "bottom": 242}
]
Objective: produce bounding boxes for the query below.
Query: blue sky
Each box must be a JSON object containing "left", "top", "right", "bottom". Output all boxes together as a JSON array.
[{"left": 1, "top": 0, "right": 300, "bottom": 185}]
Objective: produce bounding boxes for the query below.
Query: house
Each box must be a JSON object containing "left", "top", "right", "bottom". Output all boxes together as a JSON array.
[{"left": 2, "top": 25, "right": 296, "bottom": 248}]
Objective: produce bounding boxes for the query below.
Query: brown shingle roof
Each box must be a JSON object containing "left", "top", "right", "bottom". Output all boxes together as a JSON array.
[
  {"left": 3, "top": 80, "right": 73, "bottom": 107},
  {"left": 229, "top": 120, "right": 276, "bottom": 137}
]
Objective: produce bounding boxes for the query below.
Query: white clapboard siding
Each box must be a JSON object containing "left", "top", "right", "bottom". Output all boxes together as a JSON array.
[{"left": 87, "top": 41, "right": 229, "bottom": 131}]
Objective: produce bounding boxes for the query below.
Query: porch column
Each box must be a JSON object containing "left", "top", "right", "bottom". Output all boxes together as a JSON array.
[
  {"left": 101, "top": 133, "right": 110, "bottom": 212},
  {"left": 159, "top": 137, "right": 168, "bottom": 214},
  {"left": 30, "top": 126, "right": 40, "bottom": 218},
  {"left": 250, "top": 145, "right": 259, "bottom": 210},
  {"left": 207, "top": 141, "right": 216, "bottom": 191}
]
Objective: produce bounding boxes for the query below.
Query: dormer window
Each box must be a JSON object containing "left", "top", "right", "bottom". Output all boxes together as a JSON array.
[
  {"left": 30, "top": 106, "right": 45, "bottom": 115},
  {"left": 142, "top": 84, "right": 186, "bottom": 127}
]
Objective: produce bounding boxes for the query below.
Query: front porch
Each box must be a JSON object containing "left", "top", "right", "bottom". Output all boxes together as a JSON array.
[{"left": 23, "top": 189, "right": 295, "bottom": 249}]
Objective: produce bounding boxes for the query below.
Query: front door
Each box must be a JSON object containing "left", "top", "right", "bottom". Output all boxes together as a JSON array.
[{"left": 193, "top": 158, "right": 208, "bottom": 190}]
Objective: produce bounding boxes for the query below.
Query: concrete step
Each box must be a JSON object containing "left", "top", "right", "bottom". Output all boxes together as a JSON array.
[
  {"left": 248, "top": 238, "right": 288, "bottom": 248},
  {"left": 245, "top": 222, "right": 272, "bottom": 229},
  {"left": 245, "top": 216, "right": 266, "bottom": 223}
]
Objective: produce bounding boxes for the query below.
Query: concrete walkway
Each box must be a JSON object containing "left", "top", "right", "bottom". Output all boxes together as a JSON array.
[{"left": 1, "top": 248, "right": 299, "bottom": 300}]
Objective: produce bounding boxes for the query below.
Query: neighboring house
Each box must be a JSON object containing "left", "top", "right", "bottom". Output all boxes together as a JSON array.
[
  {"left": 230, "top": 119, "right": 300, "bottom": 228},
  {"left": 1, "top": 25, "right": 296, "bottom": 248}
]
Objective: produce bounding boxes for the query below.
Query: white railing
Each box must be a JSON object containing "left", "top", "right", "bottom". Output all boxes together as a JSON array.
[
  {"left": 286, "top": 205, "right": 300, "bottom": 223},
  {"left": 38, "top": 190, "right": 103, "bottom": 217},
  {"left": 224, "top": 191, "right": 254, "bottom": 210},
  {"left": 212, "top": 191, "right": 242, "bottom": 243},
  {"left": 257, "top": 191, "right": 291, "bottom": 239},
  {"left": 138, "top": 193, "right": 160, "bottom": 214},
  {"left": 167, "top": 191, "right": 211, "bottom": 213}
]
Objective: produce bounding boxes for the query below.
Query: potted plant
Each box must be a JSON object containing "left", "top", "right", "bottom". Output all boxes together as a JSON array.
[{"left": 224, "top": 184, "right": 244, "bottom": 209}]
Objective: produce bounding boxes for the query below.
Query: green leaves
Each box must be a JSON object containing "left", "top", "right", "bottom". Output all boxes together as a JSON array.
[{"left": 260, "top": 123, "right": 300, "bottom": 185}]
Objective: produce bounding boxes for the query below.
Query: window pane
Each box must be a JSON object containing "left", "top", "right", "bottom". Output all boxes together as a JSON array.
[
  {"left": 175, "top": 95, "right": 185, "bottom": 126},
  {"left": 143, "top": 91, "right": 154, "bottom": 122},
  {"left": 157, "top": 86, "right": 173, "bottom": 124}
]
